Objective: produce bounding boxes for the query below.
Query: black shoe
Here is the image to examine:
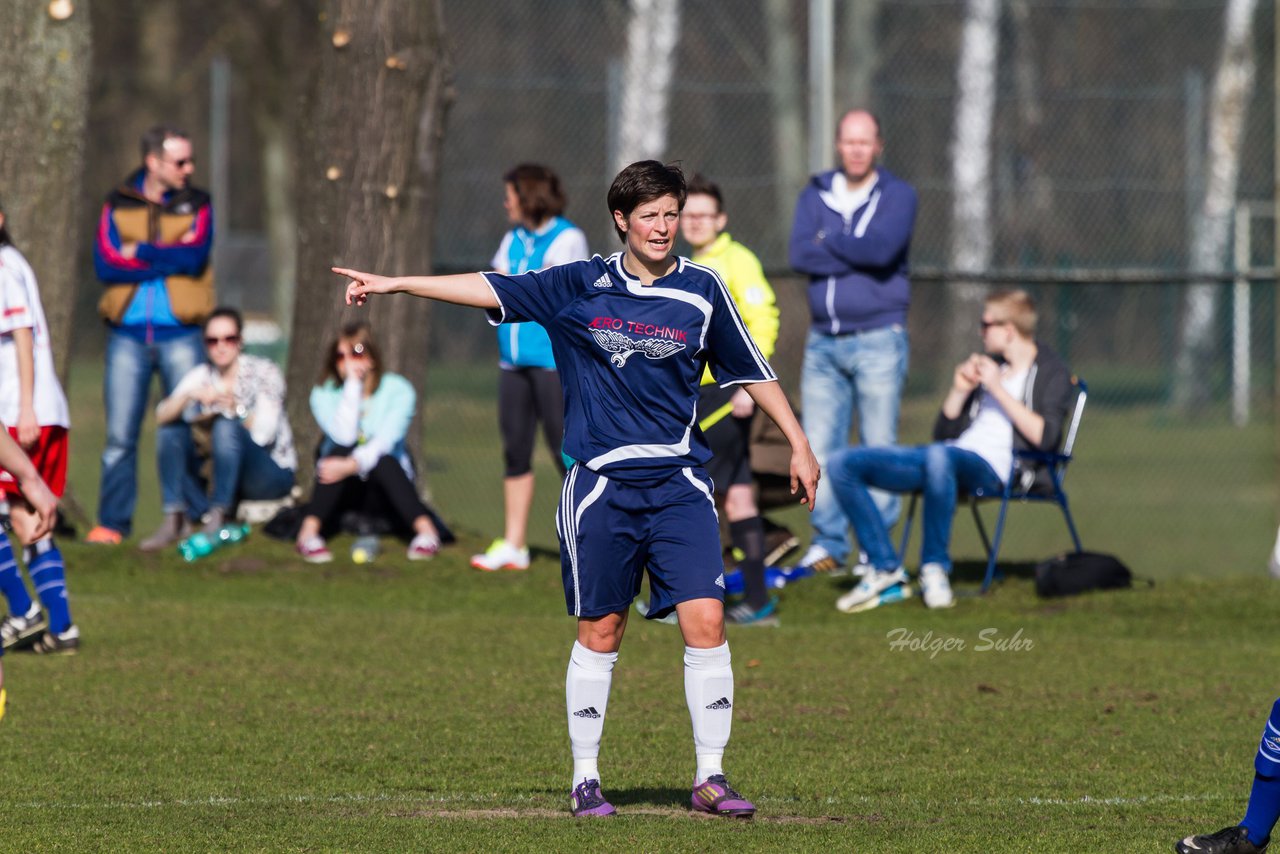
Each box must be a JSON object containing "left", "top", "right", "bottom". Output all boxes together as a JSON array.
[
  {"left": 31, "top": 625, "right": 79, "bottom": 655},
  {"left": 1175, "top": 825, "right": 1268, "bottom": 853}
]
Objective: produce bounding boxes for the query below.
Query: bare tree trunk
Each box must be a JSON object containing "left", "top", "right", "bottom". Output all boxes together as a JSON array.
[
  {"left": 840, "top": 0, "right": 882, "bottom": 110},
  {"left": 1172, "top": 0, "right": 1259, "bottom": 413},
  {"left": 612, "top": 0, "right": 682, "bottom": 173},
  {"left": 256, "top": 109, "right": 298, "bottom": 340},
  {"left": 0, "top": 0, "right": 92, "bottom": 382},
  {"left": 764, "top": 0, "right": 805, "bottom": 235},
  {"left": 947, "top": 0, "right": 1001, "bottom": 365},
  {"left": 289, "top": 0, "right": 453, "bottom": 488}
]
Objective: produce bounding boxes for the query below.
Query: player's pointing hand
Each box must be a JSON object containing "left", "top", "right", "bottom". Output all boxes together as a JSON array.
[{"left": 334, "top": 267, "right": 397, "bottom": 306}]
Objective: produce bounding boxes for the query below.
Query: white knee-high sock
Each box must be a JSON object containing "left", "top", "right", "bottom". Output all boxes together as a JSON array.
[
  {"left": 684, "top": 642, "right": 734, "bottom": 785},
  {"left": 566, "top": 640, "right": 617, "bottom": 787}
]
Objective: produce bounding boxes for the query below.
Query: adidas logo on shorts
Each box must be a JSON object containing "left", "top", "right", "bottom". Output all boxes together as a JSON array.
[
  {"left": 573, "top": 706, "right": 601, "bottom": 719},
  {"left": 714, "top": 573, "right": 725, "bottom": 589},
  {"left": 704, "top": 697, "right": 732, "bottom": 710},
  {"left": 592, "top": 274, "right": 613, "bottom": 289}
]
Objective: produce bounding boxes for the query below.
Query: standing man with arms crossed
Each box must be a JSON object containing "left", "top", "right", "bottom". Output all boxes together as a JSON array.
[
  {"left": 680, "top": 174, "right": 781, "bottom": 625},
  {"left": 88, "top": 124, "right": 214, "bottom": 544},
  {"left": 788, "top": 109, "right": 917, "bottom": 575},
  {"left": 335, "top": 161, "right": 818, "bottom": 819}
]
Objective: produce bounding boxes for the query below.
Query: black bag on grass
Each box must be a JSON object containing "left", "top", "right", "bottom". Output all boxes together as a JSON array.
[{"left": 1034, "top": 551, "right": 1135, "bottom": 598}]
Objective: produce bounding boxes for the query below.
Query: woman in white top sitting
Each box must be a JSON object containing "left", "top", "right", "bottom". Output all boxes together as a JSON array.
[{"left": 142, "top": 307, "right": 297, "bottom": 550}]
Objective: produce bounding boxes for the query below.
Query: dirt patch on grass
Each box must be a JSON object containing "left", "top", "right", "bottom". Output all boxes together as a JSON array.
[{"left": 394, "top": 807, "right": 873, "bottom": 824}]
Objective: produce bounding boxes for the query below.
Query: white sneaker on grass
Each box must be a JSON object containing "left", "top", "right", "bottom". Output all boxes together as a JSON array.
[
  {"left": 470, "top": 538, "right": 530, "bottom": 571},
  {"left": 836, "top": 567, "right": 909, "bottom": 613},
  {"left": 919, "top": 562, "right": 955, "bottom": 609}
]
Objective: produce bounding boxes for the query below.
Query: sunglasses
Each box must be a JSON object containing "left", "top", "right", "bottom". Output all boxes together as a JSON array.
[
  {"left": 165, "top": 157, "right": 195, "bottom": 168},
  {"left": 980, "top": 319, "right": 1008, "bottom": 330},
  {"left": 205, "top": 334, "right": 241, "bottom": 346}
]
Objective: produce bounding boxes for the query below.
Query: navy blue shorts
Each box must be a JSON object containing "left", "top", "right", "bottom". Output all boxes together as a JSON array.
[{"left": 557, "top": 464, "right": 726, "bottom": 620}]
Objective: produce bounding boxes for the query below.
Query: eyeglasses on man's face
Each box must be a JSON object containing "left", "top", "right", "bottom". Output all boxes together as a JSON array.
[
  {"left": 980, "top": 318, "right": 1008, "bottom": 331},
  {"left": 205, "top": 334, "right": 240, "bottom": 347}
]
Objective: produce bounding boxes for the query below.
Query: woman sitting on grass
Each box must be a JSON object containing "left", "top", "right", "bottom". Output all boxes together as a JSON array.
[
  {"left": 294, "top": 322, "right": 444, "bottom": 564},
  {"left": 143, "top": 306, "right": 297, "bottom": 551}
]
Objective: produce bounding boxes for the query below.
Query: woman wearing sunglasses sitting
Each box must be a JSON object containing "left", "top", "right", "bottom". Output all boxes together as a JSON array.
[
  {"left": 293, "top": 321, "right": 443, "bottom": 563},
  {"left": 141, "top": 306, "right": 297, "bottom": 551}
]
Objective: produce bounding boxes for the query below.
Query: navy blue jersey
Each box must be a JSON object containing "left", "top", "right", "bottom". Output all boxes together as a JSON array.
[{"left": 483, "top": 252, "right": 776, "bottom": 483}]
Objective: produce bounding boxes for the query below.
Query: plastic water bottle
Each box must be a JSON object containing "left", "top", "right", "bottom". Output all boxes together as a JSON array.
[
  {"left": 217, "top": 523, "right": 250, "bottom": 546},
  {"left": 351, "top": 535, "right": 380, "bottom": 564},
  {"left": 178, "top": 532, "right": 218, "bottom": 562}
]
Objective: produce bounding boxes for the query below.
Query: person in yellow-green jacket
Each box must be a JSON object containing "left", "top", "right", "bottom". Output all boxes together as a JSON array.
[{"left": 681, "top": 175, "right": 781, "bottom": 626}]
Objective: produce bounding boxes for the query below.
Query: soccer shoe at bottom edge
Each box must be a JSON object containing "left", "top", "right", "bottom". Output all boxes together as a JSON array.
[
  {"left": 570, "top": 778, "right": 616, "bottom": 817},
  {"left": 1176, "top": 825, "right": 1268, "bottom": 853},
  {"left": 691, "top": 774, "right": 755, "bottom": 818}
]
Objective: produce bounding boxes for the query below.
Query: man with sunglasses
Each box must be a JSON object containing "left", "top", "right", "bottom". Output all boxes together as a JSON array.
[
  {"left": 825, "top": 289, "right": 1072, "bottom": 611},
  {"left": 89, "top": 124, "right": 215, "bottom": 544}
]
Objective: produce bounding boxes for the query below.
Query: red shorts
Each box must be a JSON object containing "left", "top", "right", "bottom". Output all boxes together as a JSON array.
[{"left": 0, "top": 426, "right": 68, "bottom": 498}]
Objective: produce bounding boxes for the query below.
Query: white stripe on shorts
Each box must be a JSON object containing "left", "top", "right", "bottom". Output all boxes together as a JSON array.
[{"left": 681, "top": 468, "right": 717, "bottom": 520}]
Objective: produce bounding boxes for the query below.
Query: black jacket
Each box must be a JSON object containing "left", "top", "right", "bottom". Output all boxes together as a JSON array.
[{"left": 932, "top": 342, "right": 1075, "bottom": 490}]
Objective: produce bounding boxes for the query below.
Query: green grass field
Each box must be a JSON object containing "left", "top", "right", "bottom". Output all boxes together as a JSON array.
[{"left": 1, "top": 361, "right": 1277, "bottom": 851}]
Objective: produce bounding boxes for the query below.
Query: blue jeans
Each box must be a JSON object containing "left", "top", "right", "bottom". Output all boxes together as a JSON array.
[
  {"left": 800, "top": 325, "right": 909, "bottom": 564},
  {"left": 98, "top": 328, "right": 205, "bottom": 535},
  {"left": 827, "top": 443, "right": 1003, "bottom": 572},
  {"left": 157, "top": 419, "right": 295, "bottom": 518}
]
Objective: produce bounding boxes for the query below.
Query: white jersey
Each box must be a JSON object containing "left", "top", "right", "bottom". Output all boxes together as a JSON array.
[{"left": 0, "top": 245, "right": 70, "bottom": 428}]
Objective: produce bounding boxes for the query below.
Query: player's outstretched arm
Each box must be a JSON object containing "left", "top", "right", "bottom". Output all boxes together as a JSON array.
[
  {"left": 741, "top": 381, "right": 820, "bottom": 511},
  {"left": 335, "top": 267, "right": 499, "bottom": 309}
]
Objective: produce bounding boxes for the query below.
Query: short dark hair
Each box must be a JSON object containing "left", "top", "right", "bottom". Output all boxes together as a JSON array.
[
  {"left": 140, "top": 124, "right": 190, "bottom": 164},
  {"left": 204, "top": 306, "right": 243, "bottom": 335},
  {"left": 606, "top": 160, "right": 686, "bottom": 242},
  {"left": 685, "top": 174, "right": 723, "bottom": 212},
  {"left": 0, "top": 195, "right": 10, "bottom": 247},
  {"left": 503, "top": 164, "right": 566, "bottom": 225}
]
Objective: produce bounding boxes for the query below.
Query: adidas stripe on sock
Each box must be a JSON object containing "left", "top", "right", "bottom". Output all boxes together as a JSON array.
[
  {"left": 684, "top": 642, "right": 733, "bottom": 786},
  {"left": 566, "top": 640, "right": 617, "bottom": 787},
  {"left": 0, "top": 530, "right": 32, "bottom": 617},
  {"left": 27, "top": 539, "right": 70, "bottom": 634}
]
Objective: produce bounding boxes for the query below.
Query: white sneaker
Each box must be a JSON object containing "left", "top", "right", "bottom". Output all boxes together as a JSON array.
[
  {"left": 919, "top": 563, "right": 956, "bottom": 609},
  {"left": 836, "top": 567, "right": 909, "bottom": 613},
  {"left": 471, "top": 538, "right": 530, "bottom": 572}
]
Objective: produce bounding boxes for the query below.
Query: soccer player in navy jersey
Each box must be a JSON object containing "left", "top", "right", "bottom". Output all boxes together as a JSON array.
[
  {"left": 336, "top": 161, "right": 819, "bottom": 819},
  {"left": 1175, "top": 698, "right": 1280, "bottom": 853}
]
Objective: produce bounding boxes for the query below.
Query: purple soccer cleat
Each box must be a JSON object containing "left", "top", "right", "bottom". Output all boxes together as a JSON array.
[
  {"left": 570, "top": 778, "right": 617, "bottom": 817},
  {"left": 691, "top": 774, "right": 755, "bottom": 818}
]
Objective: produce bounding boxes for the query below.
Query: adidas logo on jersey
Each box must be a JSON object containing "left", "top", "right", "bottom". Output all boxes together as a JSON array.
[
  {"left": 573, "top": 706, "right": 601, "bottom": 719},
  {"left": 592, "top": 274, "right": 613, "bottom": 289},
  {"left": 714, "top": 573, "right": 725, "bottom": 589},
  {"left": 705, "top": 697, "right": 732, "bottom": 710}
]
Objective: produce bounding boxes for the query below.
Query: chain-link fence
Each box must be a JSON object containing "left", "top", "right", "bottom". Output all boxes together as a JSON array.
[{"left": 421, "top": 0, "right": 1278, "bottom": 577}]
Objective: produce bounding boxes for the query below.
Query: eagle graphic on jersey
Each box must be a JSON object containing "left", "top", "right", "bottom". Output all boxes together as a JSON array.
[{"left": 590, "top": 327, "right": 687, "bottom": 367}]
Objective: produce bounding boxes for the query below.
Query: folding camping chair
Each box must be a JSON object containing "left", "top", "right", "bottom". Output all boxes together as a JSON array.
[{"left": 898, "top": 378, "right": 1087, "bottom": 593}]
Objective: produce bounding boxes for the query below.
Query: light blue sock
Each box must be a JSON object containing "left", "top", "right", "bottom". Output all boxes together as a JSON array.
[
  {"left": 27, "top": 540, "right": 70, "bottom": 634},
  {"left": 0, "top": 530, "right": 32, "bottom": 617},
  {"left": 1241, "top": 698, "right": 1280, "bottom": 846}
]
